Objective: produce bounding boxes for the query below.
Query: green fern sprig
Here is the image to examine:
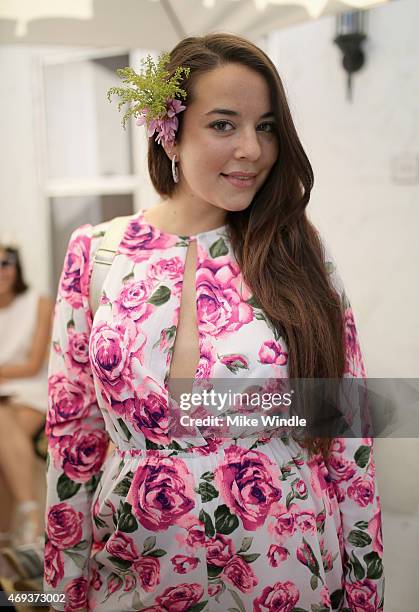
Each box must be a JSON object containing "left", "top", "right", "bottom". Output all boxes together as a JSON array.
[{"left": 107, "top": 52, "right": 190, "bottom": 129}]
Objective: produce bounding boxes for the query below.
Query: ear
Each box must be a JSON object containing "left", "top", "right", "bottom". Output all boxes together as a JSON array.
[{"left": 162, "top": 142, "right": 179, "bottom": 162}]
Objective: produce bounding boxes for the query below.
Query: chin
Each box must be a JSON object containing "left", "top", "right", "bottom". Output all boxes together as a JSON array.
[{"left": 217, "top": 202, "right": 249, "bottom": 214}]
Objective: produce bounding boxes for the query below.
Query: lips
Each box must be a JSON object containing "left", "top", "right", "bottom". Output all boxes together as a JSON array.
[
  {"left": 221, "top": 173, "right": 257, "bottom": 188},
  {"left": 222, "top": 172, "right": 257, "bottom": 178}
]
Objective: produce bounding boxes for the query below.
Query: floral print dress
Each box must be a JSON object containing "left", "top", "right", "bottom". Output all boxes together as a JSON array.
[{"left": 43, "top": 208, "right": 384, "bottom": 612}]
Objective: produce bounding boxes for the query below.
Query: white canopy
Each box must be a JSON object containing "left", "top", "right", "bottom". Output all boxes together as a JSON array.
[{"left": 0, "top": 0, "right": 389, "bottom": 49}]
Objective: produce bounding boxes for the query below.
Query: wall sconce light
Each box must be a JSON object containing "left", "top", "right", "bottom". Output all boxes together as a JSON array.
[{"left": 334, "top": 10, "right": 368, "bottom": 102}]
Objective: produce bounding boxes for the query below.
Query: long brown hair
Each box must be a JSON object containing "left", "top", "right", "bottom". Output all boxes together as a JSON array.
[{"left": 147, "top": 33, "right": 345, "bottom": 460}]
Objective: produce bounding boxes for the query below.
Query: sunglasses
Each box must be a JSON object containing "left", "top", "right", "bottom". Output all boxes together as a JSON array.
[{"left": 0, "top": 255, "right": 17, "bottom": 268}]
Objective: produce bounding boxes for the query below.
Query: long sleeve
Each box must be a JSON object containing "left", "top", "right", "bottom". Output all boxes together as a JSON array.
[
  {"left": 43, "top": 224, "right": 109, "bottom": 611},
  {"left": 323, "top": 248, "right": 385, "bottom": 611}
]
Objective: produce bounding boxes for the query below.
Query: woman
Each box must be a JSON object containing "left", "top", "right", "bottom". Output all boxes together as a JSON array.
[
  {"left": 0, "top": 244, "right": 53, "bottom": 546},
  {"left": 44, "top": 33, "right": 384, "bottom": 611}
]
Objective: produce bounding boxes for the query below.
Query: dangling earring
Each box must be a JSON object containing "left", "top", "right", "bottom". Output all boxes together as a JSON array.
[{"left": 172, "top": 154, "right": 179, "bottom": 183}]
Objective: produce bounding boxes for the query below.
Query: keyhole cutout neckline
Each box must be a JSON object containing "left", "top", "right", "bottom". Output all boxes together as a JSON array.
[
  {"left": 165, "top": 238, "right": 201, "bottom": 393},
  {"left": 139, "top": 208, "right": 228, "bottom": 240}
]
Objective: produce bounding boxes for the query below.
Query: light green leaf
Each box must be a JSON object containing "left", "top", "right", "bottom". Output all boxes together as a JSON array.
[
  {"left": 237, "top": 537, "right": 253, "bottom": 553},
  {"left": 142, "top": 536, "right": 156, "bottom": 553},
  {"left": 64, "top": 550, "right": 86, "bottom": 570},
  {"left": 148, "top": 285, "right": 171, "bottom": 306},
  {"left": 209, "top": 237, "right": 229, "bottom": 258},
  {"left": 227, "top": 588, "right": 247, "bottom": 612},
  {"left": 238, "top": 553, "right": 260, "bottom": 563}
]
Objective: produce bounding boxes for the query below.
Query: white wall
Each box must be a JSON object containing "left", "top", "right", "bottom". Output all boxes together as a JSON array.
[
  {"left": 0, "top": 46, "right": 51, "bottom": 295},
  {"left": 0, "top": 46, "right": 136, "bottom": 297},
  {"left": 267, "top": 0, "right": 419, "bottom": 378},
  {"left": 44, "top": 59, "right": 99, "bottom": 179}
]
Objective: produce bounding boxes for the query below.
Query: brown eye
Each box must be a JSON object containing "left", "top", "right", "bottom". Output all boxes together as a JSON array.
[
  {"left": 258, "top": 122, "right": 275, "bottom": 133},
  {"left": 210, "top": 120, "right": 234, "bottom": 131}
]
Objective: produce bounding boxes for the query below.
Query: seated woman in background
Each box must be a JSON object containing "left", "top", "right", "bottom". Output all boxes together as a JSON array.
[{"left": 0, "top": 244, "right": 53, "bottom": 546}]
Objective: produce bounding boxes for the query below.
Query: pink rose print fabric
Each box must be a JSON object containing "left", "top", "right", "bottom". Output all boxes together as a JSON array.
[{"left": 44, "top": 209, "right": 384, "bottom": 611}]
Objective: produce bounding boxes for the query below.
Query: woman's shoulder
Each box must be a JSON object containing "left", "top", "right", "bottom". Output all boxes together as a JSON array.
[
  {"left": 65, "top": 220, "right": 113, "bottom": 266},
  {"left": 69, "top": 219, "right": 111, "bottom": 242},
  {"left": 67, "top": 214, "right": 137, "bottom": 271},
  {"left": 70, "top": 214, "right": 135, "bottom": 244},
  {"left": 19, "top": 289, "right": 54, "bottom": 317}
]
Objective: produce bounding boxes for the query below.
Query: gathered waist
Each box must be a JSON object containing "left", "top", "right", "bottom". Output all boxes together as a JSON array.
[
  {"left": 109, "top": 432, "right": 293, "bottom": 459},
  {"left": 115, "top": 447, "right": 208, "bottom": 459}
]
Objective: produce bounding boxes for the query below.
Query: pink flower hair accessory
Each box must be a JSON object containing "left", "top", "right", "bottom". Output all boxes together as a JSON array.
[
  {"left": 136, "top": 98, "right": 186, "bottom": 148},
  {"left": 107, "top": 52, "right": 190, "bottom": 149}
]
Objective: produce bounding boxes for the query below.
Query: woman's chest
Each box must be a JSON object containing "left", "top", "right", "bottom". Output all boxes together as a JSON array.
[{"left": 89, "top": 239, "right": 289, "bottom": 404}]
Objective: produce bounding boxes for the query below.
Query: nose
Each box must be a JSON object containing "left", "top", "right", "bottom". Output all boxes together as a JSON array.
[{"left": 233, "top": 127, "right": 262, "bottom": 161}]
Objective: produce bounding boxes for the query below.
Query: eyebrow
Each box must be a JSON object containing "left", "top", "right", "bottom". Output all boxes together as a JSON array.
[{"left": 205, "top": 108, "right": 275, "bottom": 119}]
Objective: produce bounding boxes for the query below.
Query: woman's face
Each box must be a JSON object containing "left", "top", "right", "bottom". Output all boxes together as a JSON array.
[
  {"left": 170, "top": 62, "right": 279, "bottom": 214},
  {"left": 0, "top": 248, "right": 16, "bottom": 295}
]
